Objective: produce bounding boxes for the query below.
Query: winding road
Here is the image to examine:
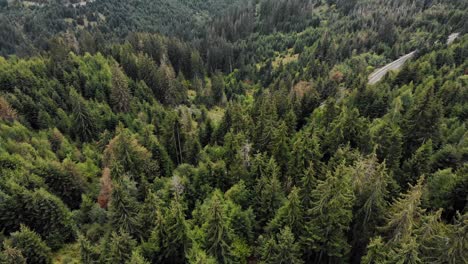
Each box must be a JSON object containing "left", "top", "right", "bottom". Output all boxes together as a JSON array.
[
  {"left": 368, "top": 51, "right": 416, "bottom": 84},
  {"left": 368, "top": 33, "right": 460, "bottom": 85}
]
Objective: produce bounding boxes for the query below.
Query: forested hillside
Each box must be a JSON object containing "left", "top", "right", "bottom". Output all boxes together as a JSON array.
[{"left": 0, "top": 0, "right": 467, "bottom": 263}]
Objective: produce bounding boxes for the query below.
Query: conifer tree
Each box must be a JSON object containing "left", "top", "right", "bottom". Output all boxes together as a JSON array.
[
  {"left": 78, "top": 234, "right": 100, "bottom": 264},
  {"left": 443, "top": 212, "right": 468, "bottom": 264},
  {"left": 382, "top": 176, "right": 425, "bottom": 243},
  {"left": 108, "top": 231, "right": 137, "bottom": 264},
  {"left": 162, "top": 194, "right": 190, "bottom": 263},
  {"left": 254, "top": 157, "right": 285, "bottom": 229},
  {"left": 370, "top": 120, "right": 403, "bottom": 173},
  {"left": 350, "top": 154, "right": 391, "bottom": 262},
  {"left": 126, "top": 251, "right": 150, "bottom": 264},
  {"left": 202, "top": 190, "right": 233, "bottom": 263},
  {"left": 111, "top": 64, "right": 131, "bottom": 113},
  {"left": 288, "top": 131, "right": 323, "bottom": 188},
  {"left": 267, "top": 187, "right": 304, "bottom": 237},
  {"left": 299, "top": 164, "right": 318, "bottom": 212},
  {"left": 361, "top": 236, "right": 388, "bottom": 264},
  {"left": 259, "top": 227, "right": 303, "bottom": 264},
  {"left": 108, "top": 181, "right": 141, "bottom": 238},
  {"left": 70, "top": 88, "right": 97, "bottom": 142},
  {"left": 402, "top": 86, "right": 442, "bottom": 157},
  {"left": 302, "top": 164, "right": 355, "bottom": 263},
  {"left": 401, "top": 140, "right": 433, "bottom": 187},
  {"left": 8, "top": 225, "right": 51, "bottom": 264},
  {"left": 0, "top": 245, "right": 26, "bottom": 264},
  {"left": 104, "top": 124, "right": 153, "bottom": 182}
]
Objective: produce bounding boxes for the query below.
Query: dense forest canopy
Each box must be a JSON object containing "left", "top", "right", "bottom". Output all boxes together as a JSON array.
[{"left": 0, "top": 0, "right": 467, "bottom": 263}]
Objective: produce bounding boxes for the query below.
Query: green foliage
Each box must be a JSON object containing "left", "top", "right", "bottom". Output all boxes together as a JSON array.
[
  {"left": 302, "top": 164, "right": 355, "bottom": 263},
  {"left": 0, "top": 1, "right": 466, "bottom": 263},
  {"left": 7, "top": 225, "right": 51, "bottom": 264},
  {"left": 259, "top": 227, "right": 303, "bottom": 264}
]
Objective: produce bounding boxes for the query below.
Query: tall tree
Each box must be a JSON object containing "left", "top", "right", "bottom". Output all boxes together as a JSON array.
[
  {"left": 401, "top": 86, "right": 442, "bottom": 157},
  {"left": 259, "top": 227, "right": 304, "bottom": 264},
  {"left": 69, "top": 88, "right": 97, "bottom": 142},
  {"left": 302, "top": 164, "right": 355, "bottom": 263},
  {"left": 201, "top": 190, "right": 233, "bottom": 263},
  {"left": 110, "top": 64, "right": 131, "bottom": 113}
]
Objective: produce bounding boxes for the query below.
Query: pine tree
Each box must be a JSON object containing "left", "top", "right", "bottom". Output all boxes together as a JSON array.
[
  {"left": 8, "top": 225, "right": 51, "bottom": 264},
  {"left": 370, "top": 120, "right": 403, "bottom": 173},
  {"left": 388, "top": 236, "right": 422, "bottom": 264},
  {"left": 299, "top": 164, "right": 318, "bottom": 212},
  {"left": 381, "top": 176, "right": 425, "bottom": 243},
  {"left": 402, "top": 86, "right": 442, "bottom": 157},
  {"left": 288, "top": 131, "right": 323, "bottom": 188},
  {"left": 254, "top": 157, "right": 285, "bottom": 229},
  {"left": 267, "top": 187, "right": 304, "bottom": 237},
  {"left": 111, "top": 64, "right": 131, "bottom": 113},
  {"left": 162, "top": 195, "right": 189, "bottom": 263},
  {"left": 361, "top": 236, "right": 388, "bottom": 264},
  {"left": 350, "top": 154, "right": 392, "bottom": 262},
  {"left": 108, "top": 181, "right": 141, "bottom": 238},
  {"left": 271, "top": 121, "right": 291, "bottom": 181},
  {"left": 415, "top": 210, "right": 449, "bottom": 263},
  {"left": 0, "top": 245, "right": 26, "bottom": 264},
  {"left": 125, "top": 251, "right": 150, "bottom": 264},
  {"left": 78, "top": 234, "right": 100, "bottom": 264},
  {"left": 69, "top": 88, "right": 97, "bottom": 142},
  {"left": 108, "top": 231, "right": 137, "bottom": 264},
  {"left": 104, "top": 125, "right": 153, "bottom": 182},
  {"left": 302, "top": 164, "right": 355, "bottom": 263},
  {"left": 259, "top": 227, "right": 304, "bottom": 264},
  {"left": 443, "top": 212, "right": 468, "bottom": 264},
  {"left": 202, "top": 190, "right": 233, "bottom": 263},
  {"left": 401, "top": 140, "right": 433, "bottom": 187}
]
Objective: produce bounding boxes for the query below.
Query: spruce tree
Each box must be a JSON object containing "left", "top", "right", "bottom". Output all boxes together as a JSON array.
[
  {"left": 267, "top": 187, "right": 304, "bottom": 237},
  {"left": 111, "top": 64, "right": 131, "bottom": 113},
  {"left": 401, "top": 86, "right": 442, "bottom": 157},
  {"left": 302, "top": 164, "right": 355, "bottom": 263},
  {"left": 8, "top": 225, "right": 51, "bottom": 264},
  {"left": 108, "top": 231, "right": 137, "bottom": 264},
  {"left": 254, "top": 157, "right": 285, "bottom": 229},
  {"left": 259, "top": 227, "right": 303, "bottom": 264},
  {"left": 108, "top": 181, "right": 141, "bottom": 238},
  {"left": 202, "top": 190, "right": 233, "bottom": 263},
  {"left": 69, "top": 88, "right": 97, "bottom": 142}
]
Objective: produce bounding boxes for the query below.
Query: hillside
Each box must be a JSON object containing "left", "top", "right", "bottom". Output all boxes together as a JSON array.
[{"left": 0, "top": 0, "right": 467, "bottom": 263}]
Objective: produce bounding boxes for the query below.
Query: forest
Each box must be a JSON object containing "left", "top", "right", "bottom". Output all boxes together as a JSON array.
[{"left": 0, "top": 0, "right": 467, "bottom": 263}]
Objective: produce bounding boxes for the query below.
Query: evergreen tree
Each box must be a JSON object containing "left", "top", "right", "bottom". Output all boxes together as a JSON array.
[
  {"left": 162, "top": 195, "right": 189, "bottom": 263},
  {"left": 401, "top": 140, "right": 433, "bottom": 187},
  {"left": 78, "top": 234, "right": 100, "bottom": 264},
  {"left": 111, "top": 64, "right": 131, "bottom": 113},
  {"left": 302, "top": 164, "right": 355, "bottom": 263},
  {"left": 401, "top": 86, "right": 442, "bottom": 157},
  {"left": 8, "top": 225, "right": 51, "bottom": 264},
  {"left": 108, "top": 181, "right": 141, "bottom": 238},
  {"left": 108, "top": 231, "right": 137, "bottom": 264},
  {"left": 201, "top": 190, "right": 233, "bottom": 263},
  {"left": 69, "top": 88, "right": 97, "bottom": 142},
  {"left": 0, "top": 245, "right": 26, "bottom": 264},
  {"left": 259, "top": 227, "right": 303, "bottom": 264},
  {"left": 253, "top": 157, "right": 285, "bottom": 229},
  {"left": 350, "top": 154, "right": 391, "bottom": 262},
  {"left": 267, "top": 187, "right": 304, "bottom": 237},
  {"left": 381, "top": 176, "right": 425, "bottom": 243},
  {"left": 126, "top": 251, "right": 150, "bottom": 264},
  {"left": 361, "top": 236, "right": 389, "bottom": 264}
]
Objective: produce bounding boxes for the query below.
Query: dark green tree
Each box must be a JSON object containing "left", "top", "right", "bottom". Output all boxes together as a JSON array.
[{"left": 7, "top": 225, "right": 51, "bottom": 264}]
